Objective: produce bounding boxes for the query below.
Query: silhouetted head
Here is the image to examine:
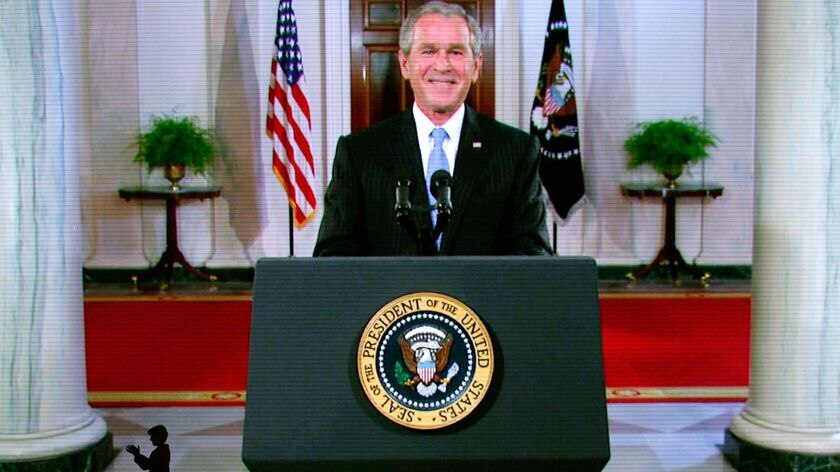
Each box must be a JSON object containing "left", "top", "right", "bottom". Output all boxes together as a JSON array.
[{"left": 147, "top": 424, "right": 168, "bottom": 446}]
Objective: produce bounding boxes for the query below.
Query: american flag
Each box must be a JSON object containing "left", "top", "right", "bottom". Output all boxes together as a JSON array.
[{"left": 267, "top": 0, "right": 316, "bottom": 227}]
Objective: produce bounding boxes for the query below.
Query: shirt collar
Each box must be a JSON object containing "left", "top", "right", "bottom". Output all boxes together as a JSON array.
[{"left": 412, "top": 103, "right": 465, "bottom": 142}]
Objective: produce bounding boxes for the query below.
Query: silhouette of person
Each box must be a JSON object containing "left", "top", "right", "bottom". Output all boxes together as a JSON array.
[{"left": 125, "top": 424, "right": 170, "bottom": 472}]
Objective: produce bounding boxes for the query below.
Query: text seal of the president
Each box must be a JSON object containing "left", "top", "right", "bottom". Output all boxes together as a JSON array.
[{"left": 357, "top": 292, "right": 494, "bottom": 430}]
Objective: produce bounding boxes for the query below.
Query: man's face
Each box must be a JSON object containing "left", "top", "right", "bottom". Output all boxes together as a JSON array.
[{"left": 399, "top": 14, "right": 483, "bottom": 124}]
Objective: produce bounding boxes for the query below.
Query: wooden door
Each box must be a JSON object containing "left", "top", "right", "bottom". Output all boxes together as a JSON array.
[{"left": 350, "top": 0, "right": 495, "bottom": 132}]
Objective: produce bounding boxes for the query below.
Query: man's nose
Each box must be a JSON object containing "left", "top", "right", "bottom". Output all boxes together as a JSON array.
[{"left": 433, "top": 51, "right": 452, "bottom": 69}]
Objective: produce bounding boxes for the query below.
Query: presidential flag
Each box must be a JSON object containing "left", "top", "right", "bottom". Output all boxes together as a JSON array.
[
  {"left": 267, "top": 0, "right": 316, "bottom": 227},
  {"left": 530, "top": 0, "right": 584, "bottom": 219}
]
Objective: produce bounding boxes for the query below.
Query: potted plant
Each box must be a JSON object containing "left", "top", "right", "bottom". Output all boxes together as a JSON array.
[
  {"left": 624, "top": 116, "right": 717, "bottom": 187},
  {"left": 134, "top": 114, "right": 217, "bottom": 190}
]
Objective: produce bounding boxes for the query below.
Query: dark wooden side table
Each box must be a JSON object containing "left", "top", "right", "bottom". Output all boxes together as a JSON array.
[
  {"left": 620, "top": 182, "right": 724, "bottom": 282},
  {"left": 119, "top": 185, "right": 221, "bottom": 286}
]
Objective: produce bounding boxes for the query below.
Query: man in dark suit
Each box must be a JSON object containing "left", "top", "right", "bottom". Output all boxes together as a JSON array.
[
  {"left": 125, "top": 424, "right": 170, "bottom": 472},
  {"left": 314, "top": 1, "right": 551, "bottom": 257}
]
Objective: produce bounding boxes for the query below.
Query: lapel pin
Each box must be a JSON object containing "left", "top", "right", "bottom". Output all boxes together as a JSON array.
[{"left": 472, "top": 141, "right": 482, "bottom": 148}]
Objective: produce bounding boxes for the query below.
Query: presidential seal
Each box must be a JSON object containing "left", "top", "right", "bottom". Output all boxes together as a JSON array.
[{"left": 357, "top": 292, "right": 494, "bottom": 430}]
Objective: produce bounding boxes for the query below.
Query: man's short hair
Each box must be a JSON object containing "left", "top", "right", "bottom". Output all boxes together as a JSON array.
[
  {"left": 399, "top": 1, "right": 483, "bottom": 57},
  {"left": 148, "top": 424, "right": 168, "bottom": 442}
]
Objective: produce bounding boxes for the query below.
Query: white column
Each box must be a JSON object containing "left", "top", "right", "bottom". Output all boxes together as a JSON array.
[
  {"left": 728, "top": 0, "right": 840, "bottom": 459},
  {"left": 0, "top": 0, "right": 108, "bottom": 463}
]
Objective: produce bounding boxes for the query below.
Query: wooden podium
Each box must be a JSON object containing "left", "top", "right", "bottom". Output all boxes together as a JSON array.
[{"left": 243, "top": 257, "right": 610, "bottom": 471}]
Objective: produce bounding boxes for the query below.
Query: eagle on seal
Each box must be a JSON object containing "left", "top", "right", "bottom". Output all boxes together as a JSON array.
[{"left": 398, "top": 328, "right": 456, "bottom": 397}]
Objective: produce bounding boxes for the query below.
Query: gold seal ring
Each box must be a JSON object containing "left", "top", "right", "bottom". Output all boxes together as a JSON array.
[{"left": 357, "top": 292, "right": 494, "bottom": 430}]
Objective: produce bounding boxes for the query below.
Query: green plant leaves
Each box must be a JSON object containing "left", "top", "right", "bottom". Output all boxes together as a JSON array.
[
  {"left": 134, "top": 114, "right": 216, "bottom": 175},
  {"left": 624, "top": 117, "right": 717, "bottom": 178}
]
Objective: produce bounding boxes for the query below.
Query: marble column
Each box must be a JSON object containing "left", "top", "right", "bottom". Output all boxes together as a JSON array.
[
  {"left": 0, "top": 1, "right": 110, "bottom": 469},
  {"left": 725, "top": 0, "right": 840, "bottom": 469}
]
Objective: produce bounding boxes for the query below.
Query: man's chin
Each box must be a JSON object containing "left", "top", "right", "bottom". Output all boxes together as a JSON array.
[
  {"left": 430, "top": 104, "right": 455, "bottom": 112},
  {"left": 427, "top": 98, "right": 464, "bottom": 113},
  {"left": 417, "top": 98, "right": 466, "bottom": 121},
  {"left": 426, "top": 106, "right": 459, "bottom": 119}
]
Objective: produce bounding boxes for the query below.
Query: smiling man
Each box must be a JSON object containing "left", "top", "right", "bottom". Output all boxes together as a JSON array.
[
  {"left": 398, "top": 9, "right": 482, "bottom": 125},
  {"left": 314, "top": 1, "right": 552, "bottom": 257}
]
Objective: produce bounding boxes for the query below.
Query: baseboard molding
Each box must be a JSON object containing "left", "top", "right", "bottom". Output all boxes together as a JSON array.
[
  {"left": 87, "top": 387, "right": 748, "bottom": 407},
  {"left": 83, "top": 267, "right": 254, "bottom": 285},
  {"left": 83, "top": 264, "right": 752, "bottom": 286},
  {"left": 598, "top": 264, "right": 751, "bottom": 281}
]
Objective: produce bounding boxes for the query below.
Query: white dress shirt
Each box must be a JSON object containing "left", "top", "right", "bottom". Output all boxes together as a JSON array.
[{"left": 412, "top": 103, "right": 465, "bottom": 176}]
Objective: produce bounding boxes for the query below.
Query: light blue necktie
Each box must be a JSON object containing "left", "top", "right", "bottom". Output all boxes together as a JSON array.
[{"left": 427, "top": 128, "right": 450, "bottom": 231}]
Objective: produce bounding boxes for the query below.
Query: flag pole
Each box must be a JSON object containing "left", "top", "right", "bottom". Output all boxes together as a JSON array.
[
  {"left": 268, "top": 0, "right": 314, "bottom": 258},
  {"left": 288, "top": 205, "right": 295, "bottom": 257}
]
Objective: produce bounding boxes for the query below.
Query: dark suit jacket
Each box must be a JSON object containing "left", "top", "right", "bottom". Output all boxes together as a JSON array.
[
  {"left": 313, "top": 107, "right": 552, "bottom": 256},
  {"left": 133, "top": 445, "right": 169, "bottom": 472}
]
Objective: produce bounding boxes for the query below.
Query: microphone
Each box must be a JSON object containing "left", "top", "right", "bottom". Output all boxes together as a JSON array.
[
  {"left": 394, "top": 178, "right": 413, "bottom": 219},
  {"left": 430, "top": 169, "right": 453, "bottom": 217},
  {"left": 394, "top": 178, "right": 433, "bottom": 255}
]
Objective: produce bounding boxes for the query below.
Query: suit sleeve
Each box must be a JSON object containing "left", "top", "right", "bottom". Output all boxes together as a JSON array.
[
  {"left": 133, "top": 454, "right": 151, "bottom": 470},
  {"left": 508, "top": 136, "right": 553, "bottom": 255},
  {"left": 313, "top": 137, "right": 367, "bottom": 256}
]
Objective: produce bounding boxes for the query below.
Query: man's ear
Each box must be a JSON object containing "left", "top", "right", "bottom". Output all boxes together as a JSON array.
[
  {"left": 471, "top": 53, "right": 484, "bottom": 83},
  {"left": 398, "top": 50, "right": 409, "bottom": 78}
]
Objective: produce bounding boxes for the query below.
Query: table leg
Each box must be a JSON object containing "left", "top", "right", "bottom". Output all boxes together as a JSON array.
[
  {"left": 663, "top": 195, "right": 679, "bottom": 281},
  {"left": 170, "top": 246, "right": 216, "bottom": 281},
  {"left": 671, "top": 247, "right": 711, "bottom": 281},
  {"left": 628, "top": 195, "right": 711, "bottom": 283},
  {"left": 131, "top": 197, "right": 216, "bottom": 287},
  {"left": 131, "top": 246, "right": 176, "bottom": 288}
]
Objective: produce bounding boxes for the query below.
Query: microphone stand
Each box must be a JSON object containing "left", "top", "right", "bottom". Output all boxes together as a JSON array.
[
  {"left": 431, "top": 211, "right": 449, "bottom": 244},
  {"left": 394, "top": 178, "right": 450, "bottom": 256},
  {"left": 394, "top": 179, "right": 424, "bottom": 254},
  {"left": 429, "top": 170, "right": 453, "bottom": 245}
]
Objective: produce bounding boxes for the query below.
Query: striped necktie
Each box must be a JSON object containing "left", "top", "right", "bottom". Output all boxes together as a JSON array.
[
  {"left": 427, "top": 128, "right": 449, "bottom": 202},
  {"left": 427, "top": 127, "right": 449, "bottom": 231}
]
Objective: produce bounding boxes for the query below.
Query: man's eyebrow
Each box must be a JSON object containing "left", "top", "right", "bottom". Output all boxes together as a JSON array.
[{"left": 415, "top": 42, "right": 468, "bottom": 50}]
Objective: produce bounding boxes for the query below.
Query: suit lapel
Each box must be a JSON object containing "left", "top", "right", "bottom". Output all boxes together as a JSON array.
[
  {"left": 389, "top": 110, "right": 434, "bottom": 240},
  {"left": 379, "top": 110, "right": 423, "bottom": 198},
  {"left": 394, "top": 110, "right": 426, "bottom": 207},
  {"left": 442, "top": 107, "right": 483, "bottom": 253}
]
